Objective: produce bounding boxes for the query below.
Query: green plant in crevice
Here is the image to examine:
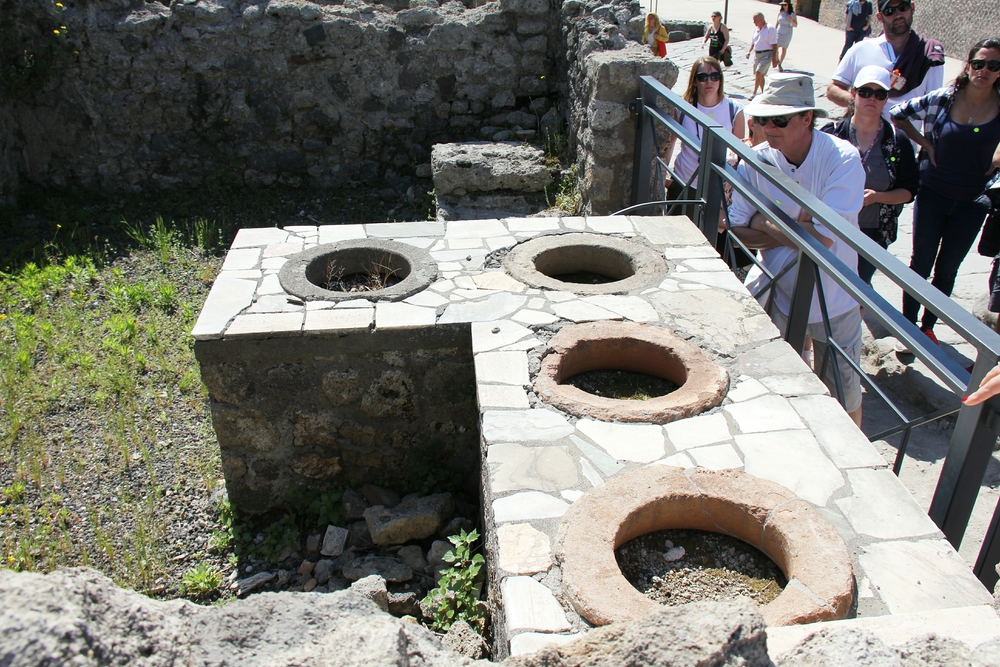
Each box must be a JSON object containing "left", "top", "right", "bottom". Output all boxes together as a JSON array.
[
  {"left": 545, "top": 165, "right": 581, "bottom": 215},
  {"left": 422, "top": 528, "right": 486, "bottom": 633},
  {"left": 179, "top": 562, "right": 223, "bottom": 599},
  {"left": 283, "top": 484, "right": 343, "bottom": 531}
]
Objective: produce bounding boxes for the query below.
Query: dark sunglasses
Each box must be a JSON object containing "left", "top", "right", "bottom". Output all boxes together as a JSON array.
[
  {"left": 753, "top": 113, "right": 802, "bottom": 128},
  {"left": 881, "top": 1, "right": 911, "bottom": 16},
  {"left": 855, "top": 86, "right": 889, "bottom": 100},
  {"left": 970, "top": 59, "right": 1000, "bottom": 72},
  {"left": 695, "top": 71, "right": 722, "bottom": 82}
]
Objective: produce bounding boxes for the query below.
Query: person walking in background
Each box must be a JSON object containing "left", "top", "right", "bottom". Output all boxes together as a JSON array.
[
  {"left": 890, "top": 37, "right": 1000, "bottom": 345},
  {"left": 775, "top": 2, "right": 797, "bottom": 72},
  {"left": 829, "top": 0, "right": 945, "bottom": 133},
  {"left": 704, "top": 11, "right": 732, "bottom": 67},
  {"left": 746, "top": 12, "right": 778, "bottom": 99},
  {"left": 643, "top": 13, "right": 668, "bottom": 59},
  {"left": 821, "top": 66, "right": 918, "bottom": 286},
  {"left": 729, "top": 74, "right": 866, "bottom": 426},
  {"left": 663, "top": 56, "right": 746, "bottom": 218},
  {"left": 840, "top": 0, "right": 873, "bottom": 61}
]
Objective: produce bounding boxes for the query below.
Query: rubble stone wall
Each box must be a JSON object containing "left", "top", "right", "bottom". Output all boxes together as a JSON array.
[
  {"left": 194, "top": 327, "right": 479, "bottom": 514},
  {"left": 1, "top": 0, "right": 562, "bottom": 195},
  {"left": 2, "top": 0, "right": 678, "bottom": 212}
]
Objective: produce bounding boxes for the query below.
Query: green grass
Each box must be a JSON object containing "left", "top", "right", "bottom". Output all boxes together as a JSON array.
[{"left": 0, "top": 182, "right": 400, "bottom": 597}]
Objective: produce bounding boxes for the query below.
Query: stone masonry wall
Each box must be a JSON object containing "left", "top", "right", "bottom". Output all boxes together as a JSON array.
[
  {"left": 570, "top": 45, "right": 677, "bottom": 215},
  {"left": 815, "top": 0, "right": 1000, "bottom": 59},
  {"left": 1, "top": 0, "right": 562, "bottom": 195},
  {"left": 3, "top": 0, "right": 685, "bottom": 211},
  {"left": 194, "top": 327, "right": 479, "bottom": 514}
]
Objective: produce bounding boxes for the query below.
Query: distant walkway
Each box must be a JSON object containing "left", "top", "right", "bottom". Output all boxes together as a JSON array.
[{"left": 663, "top": 35, "right": 842, "bottom": 120}]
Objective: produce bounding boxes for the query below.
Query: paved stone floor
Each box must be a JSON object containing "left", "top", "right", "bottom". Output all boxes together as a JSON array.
[{"left": 196, "top": 217, "right": 998, "bottom": 656}]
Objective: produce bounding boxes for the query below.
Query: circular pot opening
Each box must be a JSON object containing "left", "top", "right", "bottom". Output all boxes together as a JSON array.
[
  {"left": 557, "top": 467, "right": 855, "bottom": 628},
  {"left": 279, "top": 239, "right": 436, "bottom": 302},
  {"left": 533, "top": 244, "right": 636, "bottom": 285},
  {"left": 535, "top": 321, "right": 727, "bottom": 424},
  {"left": 504, "top": 233, "right": 668, "bottom": 295},
  {"left": 305, "top": 248, "right": 409, "bottom": 293},
  {"left": 616, "top": 528, "right": 787, "bottom": 608}
]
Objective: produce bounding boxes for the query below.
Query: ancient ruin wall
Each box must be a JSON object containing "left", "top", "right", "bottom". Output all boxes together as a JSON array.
[
  {"left": 1, "top": 0, "right": 562, "bottom": 195},
  {"left": 194, "top": 328, "right": 479, "bottom": 514},
  {"left": 2, "top": 0, "right": 680, "bottom": 212}
]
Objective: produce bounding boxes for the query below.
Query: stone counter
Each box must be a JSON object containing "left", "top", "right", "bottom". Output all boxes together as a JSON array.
[{"left": 193, "top": 215, "right": 994, "bottom": 659}]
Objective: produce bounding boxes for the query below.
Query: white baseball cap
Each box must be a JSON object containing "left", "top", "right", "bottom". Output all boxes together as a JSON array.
[{"left": 853, "top": 65, "right": 892, "bottom": 90}]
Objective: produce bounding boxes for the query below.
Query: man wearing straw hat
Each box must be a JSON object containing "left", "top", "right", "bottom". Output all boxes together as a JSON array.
[{"left": 729, "top": 74, "right": 867, "bottom": 426}]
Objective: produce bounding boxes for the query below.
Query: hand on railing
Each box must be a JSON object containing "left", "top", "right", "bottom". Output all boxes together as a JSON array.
[{"left": 962, "top": 363, "right": 1000, "bottom": 406}]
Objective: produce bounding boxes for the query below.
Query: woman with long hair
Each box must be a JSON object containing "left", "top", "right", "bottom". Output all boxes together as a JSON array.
[
  {"left": 822, "top": 65, "right": 918, "bottom": 286},
  {"left": 643, "top": 13, "right": 668, "bottom": 59},
  {"left": 664, "top": 56, "right": 745, "bottom": 221},
  {"left": 891, "top": 37, "right": 1000, "bottom": 344},
  {"left": 775, "top": 2, "right": 797, "bottom": 72}
]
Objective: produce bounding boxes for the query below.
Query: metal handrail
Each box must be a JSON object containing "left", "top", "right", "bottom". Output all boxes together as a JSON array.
[{"left": 627, "top": 74, "right": 1000, "bottom": 590}]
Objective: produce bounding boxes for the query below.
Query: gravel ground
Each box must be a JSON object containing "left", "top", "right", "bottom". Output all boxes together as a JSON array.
[{"left": 616, "top": 529, "right": 786, "bottom": 608}]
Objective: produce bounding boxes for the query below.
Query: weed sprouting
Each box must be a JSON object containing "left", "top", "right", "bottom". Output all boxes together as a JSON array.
[
  {"left": 2, "top": 481, "right": 26, "bottom": 504},
  {"left": 179, "top": 562, "right": 223, "bottom": 599},
  {"left": 323, "top": 255, "right": 401, "bottom": 292},
  {"left": 421, "top": 529, "right": 486, "bottom": 633}
]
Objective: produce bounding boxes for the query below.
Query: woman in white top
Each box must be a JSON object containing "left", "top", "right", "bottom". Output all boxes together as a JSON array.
[{"left": 664, "top": 56, "right": 746, "bottom": 218}]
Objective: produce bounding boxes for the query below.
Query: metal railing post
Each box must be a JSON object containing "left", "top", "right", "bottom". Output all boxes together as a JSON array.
[
  {"left": 697, "top": 128, "right": 727, "bottom": 250},
  {"left": 783, "top": 253, "right": 815, "bottom": 355},
  {"left": 630, "top": 85, "right": 656, "bottom": 209},
  {"left": 929, "top": 360, "right": 1000, "bottom": 548},
  {"left": 975, "top": 495, "right": 1000, "bottom": 592}
]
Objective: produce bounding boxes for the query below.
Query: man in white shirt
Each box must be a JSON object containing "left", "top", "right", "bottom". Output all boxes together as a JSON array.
[
  {"left": 827, "top": 0, "right": 945, "bottom": 126},
  {"left": 746, "top": 12, "right": 778, "bottom": 99},
  {"left": 730, "top": 74, "right": 867, "bottom": 425}
]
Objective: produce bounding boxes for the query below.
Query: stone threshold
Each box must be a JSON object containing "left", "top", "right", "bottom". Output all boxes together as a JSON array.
[{"left": 195, "top": 215, "right": 995, "bottom": 658}]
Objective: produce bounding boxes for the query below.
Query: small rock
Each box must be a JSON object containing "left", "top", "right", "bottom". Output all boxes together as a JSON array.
[
  {"left": 276, "top": 570, "right": 293, "bottom": 586},
  {"left": 305, "top": 533, "right": 321, "bottom": 555},
  {"left": 442, "top": 620, "right": 488, "bottom": 659},
  {"left": 297, "top": 560, "right": 315, "bottom": 576},
  {"left": 397, "top": 545, "right": 428, "bottom": 571},
  {"left": 341, "top": 488, "right": 369, "bottom": 521},
  {"left": 235, "top": 571, "right": 275, "bottom": 595},
  {"left": 401, "top": 615, "right": 420, "bottom": 625},
  {"left": 321, "top": 525, "right": 349, "bottom": 557},
  {"left": 347, "top": 521, "right": 374, "bottom": 550},
  {"left": 388, "top": 590, "right": 421, "bottom": 617},
  {"left": 350, "top": 574, "right": 388, "bottom": 611},
  {"left": 313, "top": 559, "right": 336, "bottom": 585},
  {"left": 364, "top": 493, "right": 454, "bottom": 546},
  {"left": 665, "top": 547, "right": 686, "bottom": 562},
  {"left": 427, "top": 540, "right": 452, "bottom": 567},
  {"left": 361, "top": 484, "right": 400, "bottom": 508},
  {"left": 343, "top": 556, "right": 413, "bottom": 583},
  {"left": 303, "top": 578, "right": 317, "bottom": 592},
  {"left": 327, "top": 576, "right": 350, "bottom": 592}
]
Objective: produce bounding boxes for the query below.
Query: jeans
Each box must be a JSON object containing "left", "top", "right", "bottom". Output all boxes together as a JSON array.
[
  {"left": 902, "top": 186, "right": 990, "bottom": 330},
  {"left": 839, "top": 29, "right": 866, "bottom": 60},
  {"left": 857, "top": 226, "right": 889, "bottom": 286}
]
